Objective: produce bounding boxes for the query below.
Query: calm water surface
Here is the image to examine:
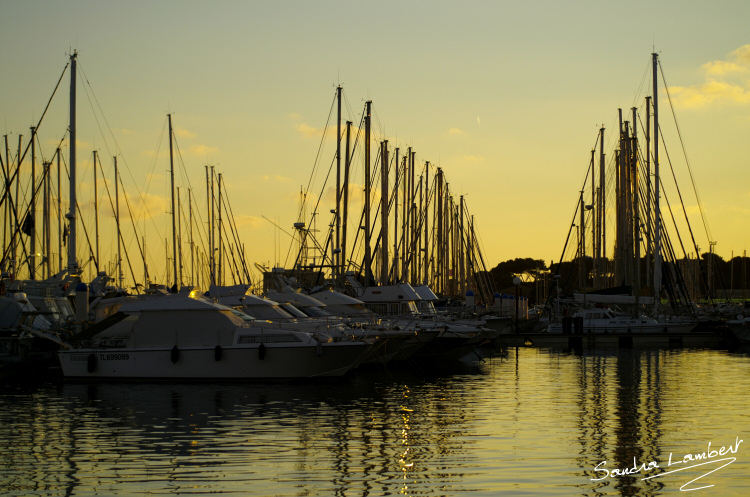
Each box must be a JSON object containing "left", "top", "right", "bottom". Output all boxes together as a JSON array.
[{"left": 1, "top": 347, "right": 749, "bottom": 496}]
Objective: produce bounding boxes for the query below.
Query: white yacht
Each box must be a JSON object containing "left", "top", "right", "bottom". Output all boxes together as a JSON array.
[
  {"left": 58, "top": 293, "right": 371, "bottom": 379},
  {"left": 357, "top": 283, "right": 491, "bottom": 362},
  {"left": 546, "top": 308, "right": 696, "bottom": 334}
]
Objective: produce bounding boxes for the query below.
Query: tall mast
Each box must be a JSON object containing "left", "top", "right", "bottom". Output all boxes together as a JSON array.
[
  {"left": 417, "top": 174, "right": 423, "bottom": 282},
  {"left": 393, "top": 147, "right": 399, "bottom": 282},
  {"left": 401, "top": 155, "right": 407, "bottom": 280},
  {"left": 645, "top": 96, "right": 652, "bottom": 288},
  {"left": 93, "top": 150, "right": 100, "bottom": 272},
  {"left": 652, "top": 52, "right": 661, "bottom": 308},
  {"left": 335, "top": 86, "right": 342, "bottom": 281},
  {"left": 115, "top": 155, "right": 122, "bottom": 289},
  {"left": 218, "top": 172, "right": 223, "bottom": 286},
  {"left": 189, "top": 188, "right": 194, "bottom": 286},
  {"left": 56, "top": 148, "right": 61, "bottom": 274},
  {"left": 436, "top": 168, "right": 443, "bottom": 293},
  {"left": 44, "top": 161, "right": 51, "bottom": 278},
  {"left": 67, "top": 51, "right": 78, "bottom": 274},
  {"left": 205, "top": 165, "right": 213, "bottom": 287},
  {"left": 167, "top": 114, "right": 177, "bottom": 290},
  {"left": 363, "top": 100, "right": 372, "bottom": 284},
  {"left": 14, "top": 135, "right": 22, "bottom": 276},
  {"left": 459, "top": 195, "right": 465, "bottom": 293},
  {"left": 599, "top": 127, "right": 606, "bottom": 284},
  {"left": 177, "top": 186, "right": 183, "bottom": 286},
  {"left": 2, "top": 135, "right": 7, "bottom": 263},
  {"left": 409, "top": 150, "right": 418, "bottom": 284},
  {"left": 30, "top": 126, "right": 36, "bottom": 279},
  {"left": 423, "top": 162, "right": 429, "bottom": 285},
  {"left": 404, "top": 147, "right": 412, "bottom": 281},
  {"left": 632, "top": 106, "right": 640, "bottom": 307},
  {"left": 341, "top": 121, "right": 351, "bottom": 277},
  {"left": 591, "top": 147, "right": 595, "bottom": 285},
  {"left": 379, "top": 140, "right": 389, "bottom": 285}
]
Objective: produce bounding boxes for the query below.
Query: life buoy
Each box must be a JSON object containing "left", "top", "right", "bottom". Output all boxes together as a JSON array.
[
  {"left": 171, "top": 345, "right": 180, "bottom": 364},
  {"left": 214, "top": 345, "right": 223, "bottom": 361},
  {"left": 87, "top": 353, "right": 97, "bottom": 373}
]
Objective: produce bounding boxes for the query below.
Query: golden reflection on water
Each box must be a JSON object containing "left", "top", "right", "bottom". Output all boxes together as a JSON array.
[{"left": 0, "top": 348, "right": 748, "bottom": 496}]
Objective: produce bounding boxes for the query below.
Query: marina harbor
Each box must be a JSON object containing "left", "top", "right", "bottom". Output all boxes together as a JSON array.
[{"left": 1, "top": 3, "right": 749, "bottom": 495}]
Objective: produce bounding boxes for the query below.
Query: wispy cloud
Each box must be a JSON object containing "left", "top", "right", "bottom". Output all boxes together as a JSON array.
[
  {"left": 295, "top": 122, "right": 323, "bottom": 138},
  {"left": 234, "top": 215, "right": 264, "bottom": 228},
  {"left": 188, "top": 144, "right": 219, "bottom": 156},
  {"left": 448, "top": 127, "right": 465, "bottom": 136},
  {"left": 669, "top": 44, "right": 750, "bottom": 108},
  {"left": 175, "top": 127, "right": 196, "bottom": 139}
]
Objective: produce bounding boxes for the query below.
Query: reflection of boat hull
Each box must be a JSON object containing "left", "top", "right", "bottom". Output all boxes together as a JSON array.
[
  {"left": 496, "top": 330, "right": 719, "bottom": 349},
  {"left": 547, "top": 323, "right": 696, "bottom": 334},
  {"left": 727, "top": 321, "right": 750, "bottom": 344},
  {"left": 58, "top": 342, "right": 369, "bottom": 378}
]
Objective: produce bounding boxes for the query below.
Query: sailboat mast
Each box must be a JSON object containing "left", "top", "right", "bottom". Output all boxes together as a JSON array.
[
  {"left": 2, "top": 135, "right": 7, "bottom": 262},
  {"left": 210, "top": 165, "right": 216, "bottom": 287},
  {"left": 645, "top": 96, "right": 652, "bottom": 288},
  {"left": 393, "top": 147, "right": 399, "bottom": 282},
  {"left": 57, "top": 148, "right": 61, "bottom": 274},
  {"left": 335, "top": 86, "right": 341, "bottom": 281},
  {"left": 598, "top": 127, "right": 609, "bottom": 285},
  {"left": 380, "top": 140, "right": 389, "bottom": 285},
  {"left": 632, "top": 106, "right": 640, "bottom": 308},
  {"left": 177, "top": 186, "right": 183, "bottom": 287},
  {"left": 115, "top": 155, "right": 122, "bottom": 289},
  {"left": 44, "top": 161, "right": 51, "bottom": 278},
  {"left": 341, "top": 121, "right": 351, "bottom": 278},
  {"left": 363, "top": 100, "right": 372, "bottom": 284},
  {"left": 30, "top": 126, "right": 36, "bottom": 279},
  {"left": 652, "top": 52, "right": 661, "bottom": 308},
  {"left": 409, "top": 150, "right": 419, "bottom": 284},
  {"left": 67, "top": 51, "right": 78, "bottom": 274},
  {"left": 189, "top": 188, "right": 194, "bottom": 286},
  {"left": 218, "top": 172, "right": 223, "bottom": 286},
  {"left": 167, "top": 114, "right": 178, "bottom": 290},
  {"left": 591, "top": 147, "right": 596, "bottom": 285},
  {"left": 424, "top": 162, "right": 429, "bottom": 285},
  {"left": 93, "top": 150, "right": 100, "bottom": 271}
]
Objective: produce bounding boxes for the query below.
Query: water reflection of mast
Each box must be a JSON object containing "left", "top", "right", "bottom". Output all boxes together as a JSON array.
[{"left": 575, "top": 353, "right": 609, "bottom": 496}]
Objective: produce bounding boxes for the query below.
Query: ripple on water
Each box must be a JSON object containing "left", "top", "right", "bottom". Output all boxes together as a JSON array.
[{"left": 0, "top": 348, "right": 749, "bottom": 496}]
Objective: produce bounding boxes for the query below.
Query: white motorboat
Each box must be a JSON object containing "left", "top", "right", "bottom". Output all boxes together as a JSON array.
[
  {"left": 546, "top": 308, "right": 696, "bottom": 334},
  {"left": 58, "top": 293, "right": 371, "bottom": 379}
]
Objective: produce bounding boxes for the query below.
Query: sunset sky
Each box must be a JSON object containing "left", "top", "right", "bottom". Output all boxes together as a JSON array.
[{"left": 2, "top": 1, "right": 749, "bottom": 285}]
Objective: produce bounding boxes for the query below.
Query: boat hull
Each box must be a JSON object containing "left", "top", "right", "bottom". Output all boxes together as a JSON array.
[{"left": 58, "top": 342, "right": 368, "bottom": 379}]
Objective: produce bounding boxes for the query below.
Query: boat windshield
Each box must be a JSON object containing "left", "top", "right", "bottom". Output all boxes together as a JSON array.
[
  {"left": 279, "top": 303, "right": 309, "bottom": 318},
  {"left": 241, "top": 304, "right": 295, "bottom": 320},
  {"left": 227, "top": 309, "right": 256, "bottom": 323},
  {"left": 301, "top": 306, "right": 333, "bottom": 317}
]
